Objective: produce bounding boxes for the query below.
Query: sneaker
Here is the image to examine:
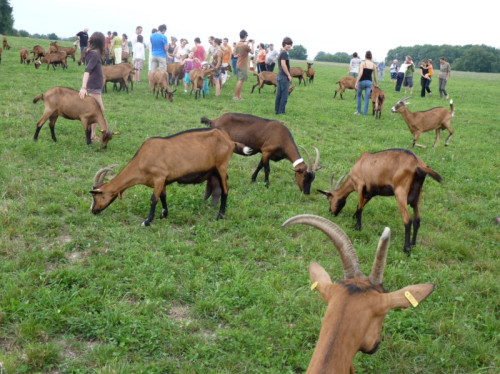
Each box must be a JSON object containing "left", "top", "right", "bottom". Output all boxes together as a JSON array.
[
  {"left": 446, "top": 95, "right": 449, "bottom": 100},
  {"left": 354, "top": 111, "right": 361, "bottom": 115},
  {"left": 184, "top": 89, "right": 187, "bottom": 93}
]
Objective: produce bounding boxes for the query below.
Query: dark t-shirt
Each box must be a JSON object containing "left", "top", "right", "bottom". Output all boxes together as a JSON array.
[
  {"left": 277, "top": 50, "right": 290, "bottom": 77},
  {"left": 85, "top": 50, "right": 103, "bottom": 91},
  {"left": 77, "top": 31, "right": 89, "bottom": 47}
]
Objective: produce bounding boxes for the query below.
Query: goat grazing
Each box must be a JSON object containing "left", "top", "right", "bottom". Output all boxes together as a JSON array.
[
  {"left": 306, "top": 62, "right": 315, "bottom": 84},
  {"left": 102, "top": 63, "right": 135, "bottom": 93},
  {"left": 90, "top": 128, "right": 249, "bottom": 226},
  {"left": 20, "top": 47, "right": 31, "bottom": 65},
  {"left": 318, "top": 148, "right": 442, "bottom": 254},
  {"left": 2, "top": 37, "right": 10, "bottom": 50},
  {"left": 290, "top": 67, "right": 307, "bottom": 86},
  {"left": 34, "top": 51, "right": 68, "bottom": 70},
  {"left": 49, "top": 41, "right": 76, "bottom": 61},
  {"left": 189, "top": 67, "right": 214, "bottom": 99},
  {"left": 150, "top": 69, "right": 176, "bottom": 101},
  {"left": 370, "top": 85, "right": 385, "bottom": 119},
  {"left": 201, "top": 113, "right": 320, "bottom": 193},
  {"left": 251, "top": 71, "right": 296, "bottom": 94},
  {"left": 283, "top": 214, "right": 434, "bottom": 374},
  {"left": 391, "top": 97, "right": 455, "bottom": 148},
  {"left": 31, "top": 45, "right": 46, "bottom": 60},
  {"left": 334, "top": 76, "right": 357, "bottom": 99},
  {"left": 33, "top": 87, "right": 115, "bottom": 148}
]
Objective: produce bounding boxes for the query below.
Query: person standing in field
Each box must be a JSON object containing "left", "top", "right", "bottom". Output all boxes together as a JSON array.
[
  {"left": 149, "top": 24, "right": 169, "bottom": 86},
  {"left": 75, "top": 28, "right": 89, "bottom": 54},
  {"left": 212, "top": 38, "right": 224, "bottom": 97},
  {"left": 133, "top": 34, "right": 145, "bottom": 82},
  {"left": 275, "top": 37, "right": 293, "bottom": 115},
  {"left": 265, "top": 43, "right": 278, "bottom": 72},
  {"left": 349, "top": 52, "right": 361, "bottom": 78},
  {"left": 110, "top": 32, "right": 122, "bottom": 64},
  {"left": 221, "top": 37, "right": 232, "bottom": 85},
  {"left": 233, "top": 30, "right": 254, "bottom": 101},
  {"left": 354, "top": 50, "right": 378, "bottom": 115},
  {"left": 231, "top": 42, "right": 238, "bottom": 76},
  {"left": 390, "top": 59, "right": 398, "bottom": 82},
  {"left": 192, "top": 37, "right": 205, "bottom": 69},
  {"left": 257, "top": 43, "right": 267, "bottom": 72},
  {"left": 419, "top": 59, "right": 431, "bottom": 97},
  {"left": 404, "top": 57, "right": 415, "bottom": 95},
  {"left": 439, "top": 56, "right": 451, "bottom": 99},
  {"left": 131, "top": 26, "right": 143, "bottom": 48},
  {"left": 395, "top": 56, "right": 412, "bottom": 92},
  {"left": 79, "top": 32, "right": 105, "bottom": 143}
]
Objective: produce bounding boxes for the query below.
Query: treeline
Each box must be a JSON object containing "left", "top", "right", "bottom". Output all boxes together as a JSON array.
[
  {"left": 5, "top": 29, "right": 71, "bottom": 42},
  {"left": 314, "top": 44, "right": 500, "bottom": 73}
]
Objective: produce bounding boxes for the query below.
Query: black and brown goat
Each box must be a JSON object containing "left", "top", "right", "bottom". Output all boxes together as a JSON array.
[
  {"left": 283, "top": 214, "right": 434, "bottom": 373},
  {"left": 201, "top": 113, "right": 321, "bottom": 194},
  {"left": 306, "top": 62, "right": 315, "bottom": 84},
  {"left": 251, "top": 71, "right": 296, "bottom": 94},
  {"left": 391, "top": 97, "right": 455, "bottom": 148},
  {"left": 20, "top": 47, "right": 31, "bottom": 64},
  {"left": 49, "top": 41, "right": 76, "bottom": 61},
  {"left": 334, "top": 76, "right": 357, "bottom": 99},
  {"left": 318, "top": 149, "right": 442, "bottom": 253},
  {"left": 370, "top": 85, "right": 385, "bottom": 119},
  {"left": 31, "top": 45, "right": 46, "bottom": 60},
  {"left": 33, "top": 87, "right": 115, "bottom": 148},
  {"left": 34, "top": 51, "right": 68, "bottom": 70},
  {"left": 90, "top": 128, "right": 249, "bottom": 226},
  {"left": 102, "top": 63, "right": 135, "bottom": 93}
]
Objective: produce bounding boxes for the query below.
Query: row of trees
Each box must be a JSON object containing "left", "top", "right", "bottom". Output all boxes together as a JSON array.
[{"left": 314, "top": 44, "right": 500, "bottom": 73}]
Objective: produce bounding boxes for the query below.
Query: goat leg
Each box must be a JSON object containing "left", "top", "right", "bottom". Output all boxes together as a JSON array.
[
  {"left": 49, "top": 115, "right": 58, "bottom": 142},
  {"left": 403, "top": 220, "right": 412, "bottom": 255},
  {"left": 216, "top": 191, "right": 227, "bottom": 220},
  {"left": 159, "top": 191, "right": 168, "bottom": 219},
  {"left": 251, "top": 159, "right": 265, "bottom": 183},
  {"left": 353, "top": 208, "right": 363, "bottom": 230},
  {"left": 432, "top": 129, "right": 441, "bottom": 148},
  {"left": 263, "top": 163, "right": 271, "bottom": 188},
  {"left": 85, "top": 128, "right": 92, "bottom": 145},
  {"left": 142, "top": 193, "right": 158, "bottom": 226}
]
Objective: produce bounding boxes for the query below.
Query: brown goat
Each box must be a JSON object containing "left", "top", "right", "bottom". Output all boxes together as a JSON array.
[
  {"left": 334, "top": 76, "right": 358, "bottom": 99},
  {"left": 90, "top": 128, "right": 249, "bottom": 226},
  {"left": 150, "top": 69, "right": 176, "bottom": 101},
  {"left": 31, "top": 45, "right": 46, "bottom": 60},
  {"left": 318, "top": 149, "right": 442, "bottom": 254},
  {"left": 167, "top": 62, "right": 185, "bottom": 85},
  {"left": 201, "top": 113, "right": 321, "bottom": 193},
  {"left": 33, "top": 87, "right": 114, "bottom": 148},
  {"left": 20, "top": 47, "right": 31, "bottom": 65},
  {"left": 391, "top": 97, "right": 455, "bottom": 148},
  {"left": 283, "top": 214, "right": 434, "bottom": 373},
  {"left": 34, "top": 51, "right": 68, "bottom": 70},
  {"left": 2, "top": 37, "right": 10, "bottom": 50},
  {"left": 370, "top": 85, "right": 385, "bottom": 119},
  {"left": 189, "top": 67, "right": 214, "bottom": 99},
  {"left": 102, "top": 63, "right": 135, "bottom": 93},
  {"left": 251, "top": 71, "right": 296, "bottom": 94},
  {"left": 306, "top": 62, "right": 315, "bottom": 84},
  {"left": 290, "top": 67, "right": 307, "bottom": 86},
  {"left": 49, "top": 41, "right": 76, "bottom": 61}
]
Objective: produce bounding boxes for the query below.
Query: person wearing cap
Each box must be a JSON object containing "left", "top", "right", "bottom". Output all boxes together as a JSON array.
[
  {"left": 76, "top": 28, "right": 89, "bottom": 54},
  {"left": 233, "top": 29, "right": 254, "bottom": 101}
]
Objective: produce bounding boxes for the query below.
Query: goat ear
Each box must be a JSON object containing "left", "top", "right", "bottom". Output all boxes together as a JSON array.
[
  {"left": 381, "top": 283, "right": 434, "bottom": 313},
  {"left": 317, "top": 189, "right": 332, "bottom": 198},
  {"left": 90, "top": 190, "right": 103, "bottom": 195},
  {"left": 309, "top": 262, "right": 333, "bottom": 303}
]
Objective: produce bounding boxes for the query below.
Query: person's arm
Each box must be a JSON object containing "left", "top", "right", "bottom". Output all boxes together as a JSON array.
[
  {"left": 446, "top": 64, "right": 451, "bottom": 81},
  {"left": 281, "top": 57, "right": 292, "bottom": 82},
  {"left": 355, "top": 62, "right": 365, "bottom": 88},
  {"left": 79, "top": 71, "right": 89, "bottom": 99}
]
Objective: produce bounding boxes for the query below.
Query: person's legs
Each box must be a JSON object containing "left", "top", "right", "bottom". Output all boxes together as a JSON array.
[
  {"left": 362, "top": 81, "right": 372, "bottom": 115},
  {"left": 356, "top": 83, "right": 363, "bottom": 114},
  {"left": 88, "top": 93, "right": 104, "bottom": 142}
]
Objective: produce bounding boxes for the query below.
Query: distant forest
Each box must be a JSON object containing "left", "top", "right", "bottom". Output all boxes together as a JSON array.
[{"left": 314, "top": 44, "right": 500, "bottom": 73}]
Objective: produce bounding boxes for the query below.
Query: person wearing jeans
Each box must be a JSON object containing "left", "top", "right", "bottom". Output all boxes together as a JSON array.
[
  {"left": 355, "top": 50, "right": 378, "bottom": 115},
  {"left": 275, "top": 37, "right": 293, "bottom": 115}
]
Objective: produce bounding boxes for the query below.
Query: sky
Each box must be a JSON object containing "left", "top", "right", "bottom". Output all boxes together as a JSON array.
[{"left": 9, "top": 0, "right": 499, "bottom": 62}]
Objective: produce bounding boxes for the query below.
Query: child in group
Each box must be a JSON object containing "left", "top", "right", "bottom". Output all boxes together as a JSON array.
[
  {"left": 202, "top": 61, "right": 210, "bottom": 95},
  {"left": 132, "top": 34, "right": 145, "bottom": 82},
  {"left": 181, "top": 51, "right": 200, "bottom": 93}
]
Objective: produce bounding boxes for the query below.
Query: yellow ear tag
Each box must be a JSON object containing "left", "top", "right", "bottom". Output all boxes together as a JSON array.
[
  {"left": 311, "top": 281, "right": 318, "bottom": 291},
  {"left": 405, "top": 291, "right": 419, "bottom": 308}
]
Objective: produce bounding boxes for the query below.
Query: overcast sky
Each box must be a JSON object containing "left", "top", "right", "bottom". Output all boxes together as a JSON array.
[{"left": 10, "top": 0, "right": 499, "bottom": 61}]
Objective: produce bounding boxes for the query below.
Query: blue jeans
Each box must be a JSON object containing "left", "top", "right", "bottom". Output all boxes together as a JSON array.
[
  {"left": 356, "top": 80, "right": 372, "bottom": 115},
  {"left": 275, "top": 75, "right": 290, "bottom": 114},
  {"left": 231, "top": 58, "right": 238, "bottom": 76}
]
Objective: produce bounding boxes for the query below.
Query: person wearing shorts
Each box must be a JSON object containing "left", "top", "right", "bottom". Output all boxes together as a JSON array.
[
  {"left": 233, "top": 29, "right": 254, "bottom": 101},
  {"left": 132, "top": 34, "right": 145, "bottom": 82},
  {"left": 149, "top": 24, "right": 168, "bottom": 85}
]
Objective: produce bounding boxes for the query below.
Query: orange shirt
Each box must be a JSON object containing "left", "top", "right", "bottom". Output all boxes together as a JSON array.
[
  {"left": 257, "top": 49, "right": 266, "bottom": 64},
  {"left": 222, "top": 45, "right": 231, "bottom": 64}
]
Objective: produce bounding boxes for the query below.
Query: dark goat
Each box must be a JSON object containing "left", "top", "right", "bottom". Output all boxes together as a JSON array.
[
  {"left": 90, "top": 128, "right": 249, "bottom": 226},
  {"left": 33, "top": 87, "right": 114, "bottom": 148},
  {"left": 31, "top": 45, "right": 46, "bottom": 60},
  {"left": 283, "top": 214, "right": 434, "bottom": 373},
  {"left": 318, "top": 149, "right": 442, "bottom": 254},
  {"left": 201, "top": 113, "right": 320, "bottom": 193}
]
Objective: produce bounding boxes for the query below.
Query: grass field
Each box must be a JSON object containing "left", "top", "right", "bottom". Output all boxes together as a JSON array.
[{"left": 0, "top": 36, "right": 499, "bottom": 373}]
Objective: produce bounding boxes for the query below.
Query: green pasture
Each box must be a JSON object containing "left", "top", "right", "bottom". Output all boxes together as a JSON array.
[{"left": 0, "top": 36, "right": 498, "bottom": 373}]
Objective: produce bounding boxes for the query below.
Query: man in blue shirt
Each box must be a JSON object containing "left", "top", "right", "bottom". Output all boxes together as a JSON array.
[{"left": 150, "top": 24, "right": 168, "bottom": 74}]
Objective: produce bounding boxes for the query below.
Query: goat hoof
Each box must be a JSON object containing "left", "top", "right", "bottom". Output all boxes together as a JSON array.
[
  {"left": 141, "top": 220, "right": 151, "bottom": 227},
  {"left": 403, "top": 248, "right": 411, "bottom": 257},
  {"left": 216, "top": 214, "right": 224, "bottom": 220}
]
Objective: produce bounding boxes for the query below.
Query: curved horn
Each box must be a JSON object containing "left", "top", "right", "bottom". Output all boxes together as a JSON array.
[
  {"left": 299, "top": 146, "right": 313, "bottom": 172},
  {"left": 369, "top": 227, "right": 391, "bottom": 285},
  {"left": 400, "top": 96, "right": 410, "bottom": 103},
  {"left": 313, "top": 146, "right": 320, "bottom": 171},
  {"left": 329, "top": 173, "right": 336, "bottom": 193},
  {"left": 93, "top": 164, "right": 118, "bottom": 189},
  {"left": 335, "top": 172, "right": 347, "bottom": 190},
  {"left": 283, "top": 214, "right": 362, "bottom": 279}
]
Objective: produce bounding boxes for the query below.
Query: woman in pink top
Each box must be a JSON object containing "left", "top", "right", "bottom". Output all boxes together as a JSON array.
[{"left": 192, "top": 37, "right": 205, "bottom": 68}]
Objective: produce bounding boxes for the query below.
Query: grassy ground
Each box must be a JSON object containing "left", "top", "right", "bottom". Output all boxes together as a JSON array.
[{"left": 0, "top": 36, "right": 499, "bottom": 373}]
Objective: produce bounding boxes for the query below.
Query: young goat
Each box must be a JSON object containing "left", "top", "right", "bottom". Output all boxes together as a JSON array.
[
  {"left": 370, "top": 85, "right": 385, "bottom": 119},
  {"left": 34, "top": 51, "right": 68, "bottom": 70},
  {"left": 283, "top": 214, "right": 434, "bottom": 374},
  {"left": 102, "top": 63, "right": 135, "bottom": 93},
  {"left": 290, "top": 67, "right": 307, "bottom": 86},
  {"left": 149, "top": 69, "right": 176, "bottom": 101},
  {"left": 306, "top": 62, "right": 315, "bottom": 84},
  {"left": 391, "top": 97, "right": 455, "bottom": 148},
  {"left": 20, "top": 47, "right": 31, "bottom": 65},
  {"left": 2, "top": 37, "right": 10, "bottom": 50},
  {"left": 33, "top": 87, "right": 114, "bottom": 148},
  {"left": 201, "top": 113, "right": 320, "bottom": 194},
  {"left": 251, "top": 71, "right": 295, "bottom": 94},
  {"left": 49, "top": 41, "right": 76, "bottom": 61},
  {"left": 90, "top": 128, "right": 249, "bottom": 226},
  {"left": 334, "top": 76, "right": 357, "bottom": 99},
  {"left": 31, "top": 45, "right": 46, "bottom": 60},
  {"left": 189, "top": 67, "right": 214, "bottom": 99},
  {"left": 318, "top": 149, "right": 442, "bottom": 254}
]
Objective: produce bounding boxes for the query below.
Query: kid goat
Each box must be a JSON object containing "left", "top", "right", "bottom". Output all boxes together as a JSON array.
[
  {"left": 201, "top": 113, "right": 321, "bottom": 194},
  {"left": 283, "top": 214, "right": 434, "bottom": 374},
  {"left": 318, "top": 149, "right": 442, "bottom": 254},
  {"left": 90, "top": 128, "right": 251, "bottom": 226},
  {"left": 391, "top": 97, "right": 454, "bottom": 148}
]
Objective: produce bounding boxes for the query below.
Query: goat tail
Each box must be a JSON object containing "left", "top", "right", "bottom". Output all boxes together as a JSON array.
[
  {"left": 233, "top": 142, "right": 255, "bottom": 156},
  {"left": 200, "top": 116, "right": 213, "bottom": 127},
  {"left": 33, "top": 93, "right": 44, "bottom": 104},
  {"left": 449, "top": 99, "right": 455, "bottom": 117},
  {"left": 421, "top": 166, "right": 443, "bottom": 183}
]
